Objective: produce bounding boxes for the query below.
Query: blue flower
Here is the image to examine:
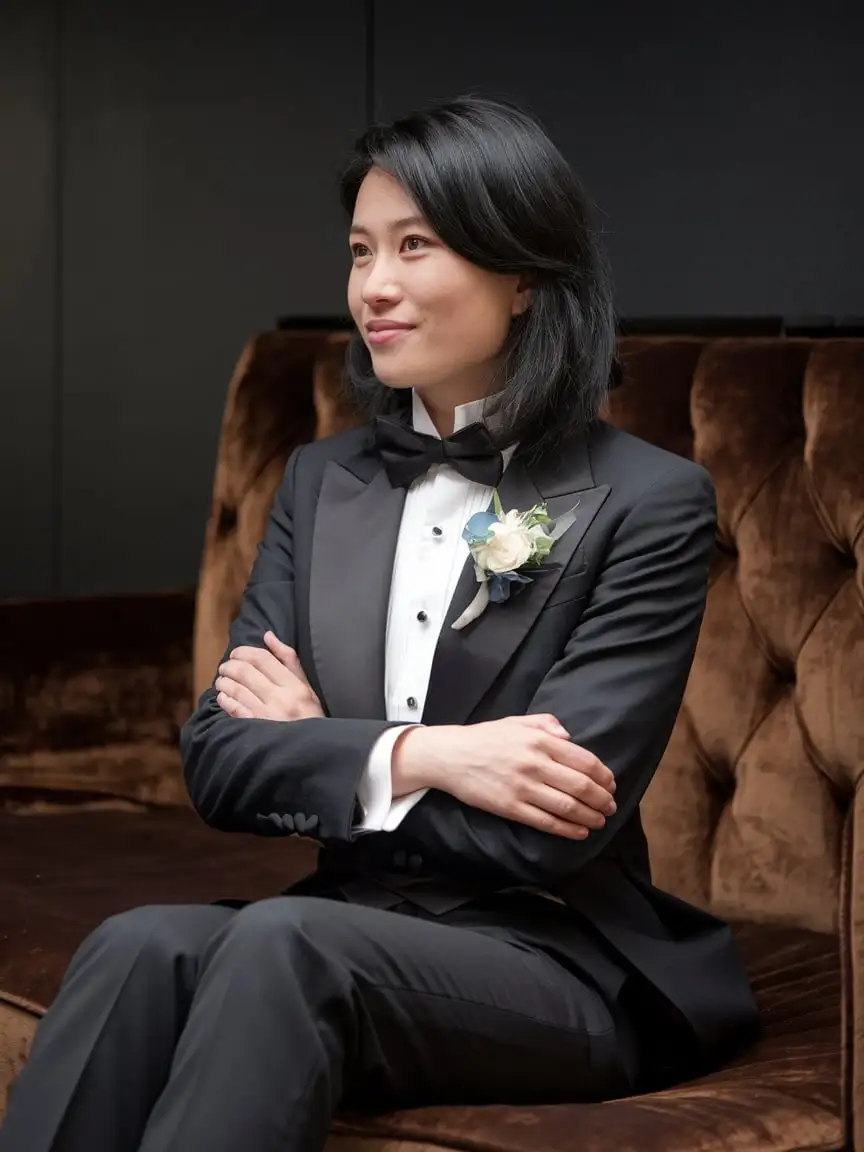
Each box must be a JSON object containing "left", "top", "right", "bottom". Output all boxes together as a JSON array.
[{"left": 462, "top": 510, "right": 498, "bottom": 545}]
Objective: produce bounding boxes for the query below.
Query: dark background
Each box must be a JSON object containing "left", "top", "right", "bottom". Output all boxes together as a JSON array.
[{"left": 2, "top": 0, "right": 861, "bottom": 599}]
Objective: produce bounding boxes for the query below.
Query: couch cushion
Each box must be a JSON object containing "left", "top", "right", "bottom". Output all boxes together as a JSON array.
[
  {"left": 0, "top": 805, "right": 843, "bottom": 1150},
  {"left": 330, "top": 924, "right": 842, "bottom": 1152}
]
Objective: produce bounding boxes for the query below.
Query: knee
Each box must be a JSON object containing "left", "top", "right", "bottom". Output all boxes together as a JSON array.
[
  {"left": 218, "top": 896, "right": 338, "bottom": 956},
  {"left": 80, "top": 906, "right": 209, "bottom": 971},
  {"left": 88, "top": 905, "right": 174, "bottom": 948}
]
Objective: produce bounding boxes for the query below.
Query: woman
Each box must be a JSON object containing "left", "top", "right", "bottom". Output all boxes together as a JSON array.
[{"left": 0, "top": 96, "right": 758, "bottom": 1152}]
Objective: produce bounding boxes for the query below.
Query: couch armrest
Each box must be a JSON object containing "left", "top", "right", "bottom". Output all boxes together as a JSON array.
[
  {"left": 844, "top": 799, "right": 863, "bottom": 1150},
  {"left": 0, "top": 990, "right": 42, "bottom": 1123},
  {"left": 0, "top": 591, "right": 195, "bottom": 806}
]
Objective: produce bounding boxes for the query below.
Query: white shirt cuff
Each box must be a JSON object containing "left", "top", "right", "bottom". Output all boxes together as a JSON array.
[{"left": 355, "top": 724, "right": 428, "bottom": 833}]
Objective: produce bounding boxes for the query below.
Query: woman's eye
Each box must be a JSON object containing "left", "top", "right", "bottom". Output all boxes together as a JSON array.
[
  {"left": 402, "top": 235, "right": 429, "bottom": 252},
  {"left": 351, "top": 243, "right": 371, "bottom": 259}
]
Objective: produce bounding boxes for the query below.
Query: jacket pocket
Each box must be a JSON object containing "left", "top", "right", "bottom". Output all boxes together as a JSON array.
[{"left": 543, "top": 558, "right": 590, "bottom": 610}]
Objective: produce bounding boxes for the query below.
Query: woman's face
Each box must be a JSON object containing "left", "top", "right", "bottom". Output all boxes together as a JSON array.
[{"left": 348, "top": 167, "right": 530, "bottom": 411}]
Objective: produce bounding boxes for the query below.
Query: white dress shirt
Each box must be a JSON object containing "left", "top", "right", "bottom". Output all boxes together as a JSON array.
[{"left": 355, "top": 390, "right": 517, "bottom": 833}]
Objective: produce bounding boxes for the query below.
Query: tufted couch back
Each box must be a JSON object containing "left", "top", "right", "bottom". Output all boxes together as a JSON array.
[
  {"left": 193, "top": 335, "right": 864, "bottom": 1130},
  {"left": 195, "top": 335, "right": 864, "bottom": 926},
  {"left": 607, "top": 339, "right": 864, "bottom": 940}
]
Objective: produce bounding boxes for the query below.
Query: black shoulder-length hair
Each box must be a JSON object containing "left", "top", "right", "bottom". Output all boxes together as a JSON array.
[{"left": 339, "top": 95, "right": 618, "bottom": 461}]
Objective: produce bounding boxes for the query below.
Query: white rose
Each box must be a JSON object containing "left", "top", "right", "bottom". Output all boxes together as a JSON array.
[{"left": 474, "top": 510, "right": 538, "bottom": 573}]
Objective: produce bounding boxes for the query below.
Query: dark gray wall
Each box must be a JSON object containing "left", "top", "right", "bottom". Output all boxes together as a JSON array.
[
  {"left": 0, "top": 0, "right": 364, "bottom": 600},
  {"left": 59, "top": 0, "right": 365, "bottom": 596},
  {"left": 375, "top": 0, "right": 863, "bottom": 318},
  {"left": 2, "top": 0, "right": 861, "bottom": 599},
  {"left": 0, "top": 2, "right": 58, "bottom": 597}
]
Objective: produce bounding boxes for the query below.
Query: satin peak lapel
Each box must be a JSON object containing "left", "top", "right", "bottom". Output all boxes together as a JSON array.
[
  {"left": 422, "top": 434, "right": 610, "bottom": 726},
  {"left": 309, "top": 456, "right": 405, "bottom": 720}
]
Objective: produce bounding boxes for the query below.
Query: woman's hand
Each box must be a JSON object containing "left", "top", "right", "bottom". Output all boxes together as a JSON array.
[
  {"left": 392, "top": 715, "right": 617, "bottom": 840},
  {"left": 215, "top": 632, "right": 325, "bottom": 721}
]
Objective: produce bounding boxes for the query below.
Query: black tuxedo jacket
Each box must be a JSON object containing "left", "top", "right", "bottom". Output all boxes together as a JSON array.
[{"left": 181, "top": 418, "right": 760, "bottom": 1079}]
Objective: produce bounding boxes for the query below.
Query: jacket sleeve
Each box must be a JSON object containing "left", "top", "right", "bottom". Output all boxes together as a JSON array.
[
  {"left": 373, "top": 464, "right": 717, "bottom": 886},
  {"left": 180, "top": 446, "right": 399, "bottom": 841}
]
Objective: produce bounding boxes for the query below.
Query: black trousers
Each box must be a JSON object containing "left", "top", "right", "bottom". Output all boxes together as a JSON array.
[{"left": 0, "top": 894, "right": 638, "bottom": 1152}]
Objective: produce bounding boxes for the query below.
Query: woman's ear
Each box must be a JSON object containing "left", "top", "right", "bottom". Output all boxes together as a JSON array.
[{"left": 511, "top": 274, "right": 533, "bottom": 318}]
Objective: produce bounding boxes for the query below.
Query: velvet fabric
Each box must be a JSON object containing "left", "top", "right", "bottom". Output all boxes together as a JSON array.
[
  {"left": 184, "top": 330, "right": 864, "bottom": 1150},
  {"left": 0, "top": 806, "right": 843, "bottom": 1152},
  {"left": 193, "top": 329, "right": 353, "bottom": 701},
  {"left": 0, "top": 592, "right": 193, "bottom": 806},
  {"left": 1, "top": 332, "right": 861, "bottom": 1151}
]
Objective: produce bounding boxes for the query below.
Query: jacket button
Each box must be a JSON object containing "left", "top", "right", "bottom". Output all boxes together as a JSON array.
[
  {"left": 392, "top": 850, "right": 407, "bottom": 870},
  {"left": 408, "top": 853, "right": 423, "bottom": 872}
]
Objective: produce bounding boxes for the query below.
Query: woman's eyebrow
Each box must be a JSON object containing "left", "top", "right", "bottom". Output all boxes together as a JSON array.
[{"left": 349, "top": 215, "right": 427, "bottom": 236}]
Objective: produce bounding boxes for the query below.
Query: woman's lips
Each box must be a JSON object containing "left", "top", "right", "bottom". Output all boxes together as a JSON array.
[{"left": 367, "top": 326, "right": 413, "bottom": 345}]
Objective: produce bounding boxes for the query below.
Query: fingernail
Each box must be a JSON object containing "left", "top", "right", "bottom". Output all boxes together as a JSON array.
[
  {"left": 609, "top": 780, "right": 617, "bottom": 792},
  {"left": 607, "top": 801, "right": 617, "bottom": 815}
]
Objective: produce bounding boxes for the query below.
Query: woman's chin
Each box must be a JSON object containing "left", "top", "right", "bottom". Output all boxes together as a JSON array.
[{"left": 369, "top": 362, "right": 421, "bottom": 391}]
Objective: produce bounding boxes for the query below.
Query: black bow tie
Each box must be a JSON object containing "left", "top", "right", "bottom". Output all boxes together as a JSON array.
[{"left": 373, "top": 416, "right": 505, "bottom": 489}]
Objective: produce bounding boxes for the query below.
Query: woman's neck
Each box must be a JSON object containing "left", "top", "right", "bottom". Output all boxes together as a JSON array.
[
  {"left": 415, "top": 370, "right": 499, "bottom": 438},
  {"left": 422, "top": 396, "right": 457, "bottom": 438}
]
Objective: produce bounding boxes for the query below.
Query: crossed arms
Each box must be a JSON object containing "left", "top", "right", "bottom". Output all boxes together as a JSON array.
[{"left": 180, "top": 447, "right": 716, "bottom": 889}]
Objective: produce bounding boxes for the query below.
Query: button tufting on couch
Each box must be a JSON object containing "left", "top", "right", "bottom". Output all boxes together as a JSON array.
[{"left": 1, "top": 332, "right": 861, "bottom": 1152}]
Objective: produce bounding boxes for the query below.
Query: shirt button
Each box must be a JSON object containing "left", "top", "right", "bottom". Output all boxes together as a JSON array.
[
  {"left": 407, "top": 696, "right": 418, "bottom": 709},
  {"left": 416, "top": 610, "right": 428, "bottom": 623},
  {"left": 432, "top": 526, "right": 443, "bottom": 537}
]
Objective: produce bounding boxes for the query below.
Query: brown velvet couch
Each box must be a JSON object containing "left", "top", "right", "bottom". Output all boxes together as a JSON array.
[{"left": 1, "top": 331, "right": 862, "bottom": 1152}]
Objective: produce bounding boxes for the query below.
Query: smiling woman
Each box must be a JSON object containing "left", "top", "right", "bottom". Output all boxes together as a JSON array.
[
  {"left": 0, "top": 96, "right": 758, "bottom": 1152},
  {"left": 340, "top": 96, "right": 616, "bottom": 451},
  {"left": 345, "top": 167, "right": 532, "bottom": 426}
]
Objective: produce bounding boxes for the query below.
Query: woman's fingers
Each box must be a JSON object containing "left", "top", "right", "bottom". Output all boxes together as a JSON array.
[
  {"left": 538, "top": 758, "right": 617, "bottom": 818},
  {"left": 518, "top": 712, "right": 569, "bottom": 739},
  {"left": 217, "top": 659, "right": 273, "bottom": 701},
  {"left": 539, "top": 735, "right": 616, "bottom": 796},
  {"left": 525, "top": 781, "right": 609, "bottom": 829},
  {"left": 512, "top": 715, "right": 617, "bottom": 799},
  {"left": 513, "top": 803, "right": 591, "bottom": 840},
  {"left": 215, "top": 676, "right": 262, "bottom": 715},
  {"left": 216, "top": 689, "right": 255, "bottom": 719},
  {"left": 264, "top": 632, "right": 312, "bottom": 686}
]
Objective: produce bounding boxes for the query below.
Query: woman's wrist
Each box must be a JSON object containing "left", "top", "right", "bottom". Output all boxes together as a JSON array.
[{"left": 390, "top": 725, "right": 455, "bottom": 796}]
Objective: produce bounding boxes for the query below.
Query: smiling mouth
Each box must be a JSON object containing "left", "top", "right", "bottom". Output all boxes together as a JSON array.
[{"left": 367, "top": 327, "right": 413, "bottom": 346}]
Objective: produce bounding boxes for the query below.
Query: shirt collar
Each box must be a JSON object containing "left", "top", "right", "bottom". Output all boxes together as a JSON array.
[{"left": 411, "top": 389, "right": 505, "bottom": 439}]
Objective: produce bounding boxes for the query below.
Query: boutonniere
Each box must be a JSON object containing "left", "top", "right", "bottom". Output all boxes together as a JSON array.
[{"left": 452, "top": 491, "right": 580, "bottom": 631}]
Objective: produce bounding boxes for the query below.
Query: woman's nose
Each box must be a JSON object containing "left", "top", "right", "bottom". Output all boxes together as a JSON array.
[{"left": 360, "top": 256, "right": 402, "bottom": 304}]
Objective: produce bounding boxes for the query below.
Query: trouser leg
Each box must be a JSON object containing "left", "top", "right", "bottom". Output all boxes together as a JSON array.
[
  {"left": 137, "top": 895, "right": 631, "bottom": 1152},
  {"left": 0, "top": 903, "right": 233, "bottom": 1152}
]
